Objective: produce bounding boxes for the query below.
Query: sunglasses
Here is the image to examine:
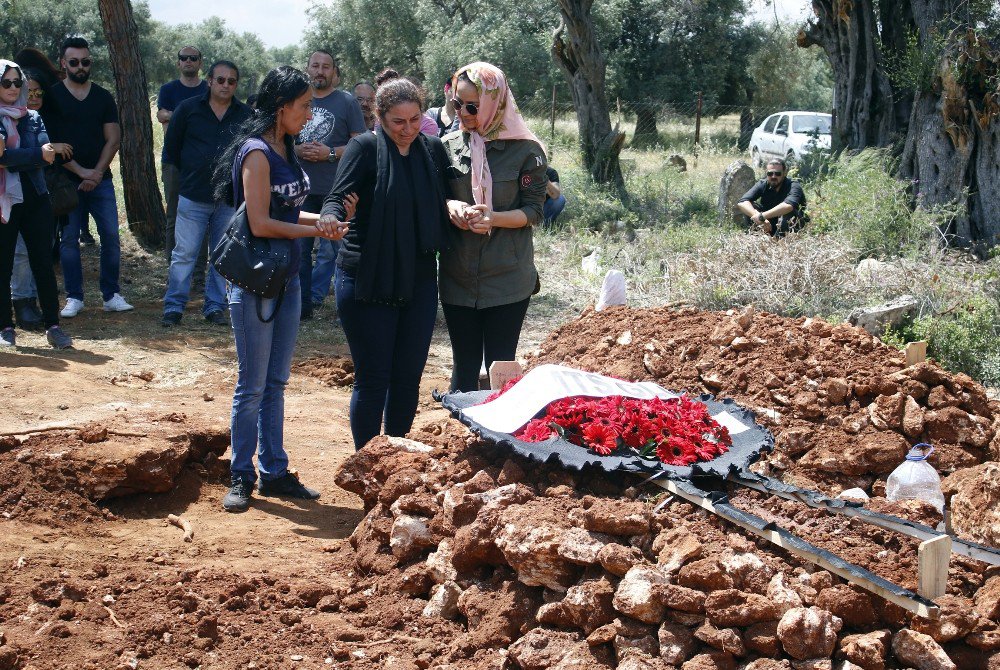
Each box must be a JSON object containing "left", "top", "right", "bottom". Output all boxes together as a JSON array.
[
  {"left": 451, "top": 98, "right": 478, "bottom": 115},
  {"left": 766, "top": 170, "right": 783, "bottom": 177},
  {"left": 214, "top": 76, "right": 238, "bottom": 86},
  {"left": 67, "top": 58, "right": 92, "bottom": 68},
  {"left": 178, "top": 54, "right": 201, "bottom": 62},
  {"left": 27, "top": 88, "right": 44, "bottom": 98},
  {"left": 0, "top": 79, "right": 24, "bottom": 89}
]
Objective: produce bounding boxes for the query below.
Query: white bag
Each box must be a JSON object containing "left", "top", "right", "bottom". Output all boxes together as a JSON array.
[{"left": 595, "top": 270, "right": 626, "bottom": 311}]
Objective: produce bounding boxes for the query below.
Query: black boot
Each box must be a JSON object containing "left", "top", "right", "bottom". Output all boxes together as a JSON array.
[{"left": 13, "top": 298, "right": 44, "bottom": 332}]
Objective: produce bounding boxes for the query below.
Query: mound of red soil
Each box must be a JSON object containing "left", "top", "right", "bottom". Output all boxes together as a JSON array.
[{"left": 526, "top": 305, "right": 1000, "bottom": 496}]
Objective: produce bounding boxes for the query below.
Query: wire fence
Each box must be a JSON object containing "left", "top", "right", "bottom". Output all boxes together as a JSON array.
[{"left": 515, "top": 96, "right": 832, "bottom": 148}]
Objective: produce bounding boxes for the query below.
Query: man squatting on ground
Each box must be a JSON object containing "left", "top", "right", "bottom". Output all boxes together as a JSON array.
[{"left": 736, "top": 158, "right": 806, "bottom": 238}]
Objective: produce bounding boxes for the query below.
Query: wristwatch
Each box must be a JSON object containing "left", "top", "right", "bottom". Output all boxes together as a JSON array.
[{"left": 327, "top": 149, "right": 337, "bottom": 164}]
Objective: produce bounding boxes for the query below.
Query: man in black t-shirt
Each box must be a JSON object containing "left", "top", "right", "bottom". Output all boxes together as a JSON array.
[
  {"left": 157, "top": 46, "right": 209, "bottom": 261},
  {"left": 48, "top": 37, "right": 133, "bottom": 317},
  {"left": 737, "top": 158, "right": 806, "bottom": 238}
]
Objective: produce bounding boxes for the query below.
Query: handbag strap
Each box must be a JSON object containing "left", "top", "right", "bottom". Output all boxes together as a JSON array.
[{"left": 255, "top": 281, "right": 287, "bottom": 324}]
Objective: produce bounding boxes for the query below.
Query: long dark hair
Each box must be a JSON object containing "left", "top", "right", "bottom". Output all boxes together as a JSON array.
[{"left": 212, "top": 65, "right": 311, "bottom": 205}]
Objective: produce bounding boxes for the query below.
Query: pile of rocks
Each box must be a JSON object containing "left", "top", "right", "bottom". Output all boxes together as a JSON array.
[{"left": 331, "top": 422, "right": 1000, "bottom": 669}]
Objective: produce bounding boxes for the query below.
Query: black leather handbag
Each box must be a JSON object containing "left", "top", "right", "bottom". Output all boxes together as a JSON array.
[
  {"left": 211, "top": 197, "right": 293, "bottom": 322},
  {"left": 45, "top": 166, "right": 79, "bottom": 217}
]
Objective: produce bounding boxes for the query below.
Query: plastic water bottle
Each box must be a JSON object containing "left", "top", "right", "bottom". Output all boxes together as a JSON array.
[{"left": 885, "top": 443, "right": 945, "bottom": 513}]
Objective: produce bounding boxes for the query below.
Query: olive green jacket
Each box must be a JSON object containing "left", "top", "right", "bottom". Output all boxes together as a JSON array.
[{"left": 439, "top": 131, "right": 548, "bottom": 308}]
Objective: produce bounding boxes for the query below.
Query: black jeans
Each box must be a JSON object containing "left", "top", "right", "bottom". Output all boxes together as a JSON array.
[
  {"left": 0, "top": 180, "right": 59, "bottom": 329},
  {"left": 442, "top": 298, "right": 530, "bottom": 392},
  {"left": 336, "top": 268, "right": 439, "bottom": 450}
]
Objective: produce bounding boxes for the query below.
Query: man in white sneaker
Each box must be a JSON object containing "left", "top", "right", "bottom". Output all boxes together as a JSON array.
[{"left": 48, "top": 37, "right": 133, "bottom": 317}]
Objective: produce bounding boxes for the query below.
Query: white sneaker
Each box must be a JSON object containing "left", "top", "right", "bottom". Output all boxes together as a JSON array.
[
  {"left": 103, "top": 293, "right": 134, "bottom": 312},
  {"left": 60, "top": 298, "right": 85, "bottom": 318}
]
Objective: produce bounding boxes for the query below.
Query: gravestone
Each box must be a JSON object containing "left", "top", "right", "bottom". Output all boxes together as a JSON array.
[{"left": 718, "top": 160, "right": 757, "bottom": 225}]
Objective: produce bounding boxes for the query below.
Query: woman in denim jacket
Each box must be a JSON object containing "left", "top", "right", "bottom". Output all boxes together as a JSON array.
[{"left": 0, "top": 59, "right": 72, "bottom": 348}]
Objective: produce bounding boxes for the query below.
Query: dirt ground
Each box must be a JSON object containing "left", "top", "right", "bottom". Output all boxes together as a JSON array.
[
  {"left": 3, "top": 247, "right": 1000, "bottom": 670},
  {"left": 0, "top": 245, "right": 476, "bottom": 669}
]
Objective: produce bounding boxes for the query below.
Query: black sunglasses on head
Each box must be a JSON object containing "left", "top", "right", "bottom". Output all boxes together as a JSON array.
[
  {"left": 214, "top": 76, "right": 238, "bottom": 86},
  {"left": 178, "top": 54, "right": 201, "bottom": 62},
  {"left": 0, "top": 79, "right": 24, "bottom": 89},
  {"left": 67, "top": 58, "right": 92, "bottom": 68},
  {"left": 451, "top": 97, "right": 478, "bottom": 115}
]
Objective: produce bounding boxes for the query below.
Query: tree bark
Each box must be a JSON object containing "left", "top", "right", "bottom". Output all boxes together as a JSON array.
[
  {"left": 98, "top": 0, "right": 164, "bottom": 252},
  {"left": 801, "top": 0, "right": 1000, "bottom": 247},
  {"left": 630, "top": 103, "right": 659, "bottom": 149},
  {"left": 551, "top": 0, "right": 626, "bottom": 196}
]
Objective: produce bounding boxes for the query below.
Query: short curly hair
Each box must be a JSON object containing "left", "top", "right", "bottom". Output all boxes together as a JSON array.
[{"left": 375, "top": 77, "right": 425, "bottom": 119}]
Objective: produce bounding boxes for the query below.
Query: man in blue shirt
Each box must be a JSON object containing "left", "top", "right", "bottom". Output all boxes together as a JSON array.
[
  {"left": 157, "top": 46, "right": 209, "bottom": 262},
  {"left": 161, "top": 60, "right": 251, "bottom": 327}
]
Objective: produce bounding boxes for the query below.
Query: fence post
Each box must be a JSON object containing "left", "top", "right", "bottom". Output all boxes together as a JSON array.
[
  {"left": 550, "top": 84, "right": 556, "bottom": 140},
  {"left": 694, "top": 91, "right": 703, "bottom": 146}
]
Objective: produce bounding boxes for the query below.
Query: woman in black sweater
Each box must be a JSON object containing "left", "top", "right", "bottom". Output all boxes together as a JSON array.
[{"left": 321, "top": 77, "right": 455, "bottom": 450}]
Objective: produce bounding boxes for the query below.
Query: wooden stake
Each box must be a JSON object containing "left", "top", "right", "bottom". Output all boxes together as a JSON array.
[
  {"left": 918, "top": 534, "right": 951, "bottom": 600},
  {"left": 905, "top": 340, "right": 927, "bottom": 366},
  {"left": 694, "top": 91, "right": 703, "bottom": 146},
  {"left": 550, "top": 84, "right": 557, "bottom": 140},
  {"left": 488, "top": 361, "right": 523, "bottom": 390}
]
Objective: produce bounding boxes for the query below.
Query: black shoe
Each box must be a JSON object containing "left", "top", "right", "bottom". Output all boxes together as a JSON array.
[
  {"left": 45, "top": 325, "right": 73, "bottom": 349},
  {"left": 204, "top": 310, "right": 229, "bottom": 326},
  {"left": 258, "top": 472, "right": 320, "bottom": 500},
  {"left": 80, "top": 230, "right": 96, "bottom": 246},
  {"left": 300, "top": 308, "right": 313, "bottom": 321},
  {"left": 13, "top": 298, "right": 44, "bottom": 332},
  {"left": 223, "top": 478, "right": 253, "bottom": 512},
  {"left": 161, "top": 311, "right": 182, "bottom": 327}
]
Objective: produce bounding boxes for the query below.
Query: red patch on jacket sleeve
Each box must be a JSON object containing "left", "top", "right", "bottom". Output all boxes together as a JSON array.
[{"left": 521, "top": 174, "right": 532, "bottom": 188}]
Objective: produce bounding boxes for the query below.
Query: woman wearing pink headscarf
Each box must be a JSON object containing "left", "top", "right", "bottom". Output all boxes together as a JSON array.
[{"left": 440, "top": 61, "right": 547, "bottom": 392}]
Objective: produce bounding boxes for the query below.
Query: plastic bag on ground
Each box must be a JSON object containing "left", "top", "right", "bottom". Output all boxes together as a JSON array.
[{"left": 596, "top": 269, "right": 626, "bottom": 311}]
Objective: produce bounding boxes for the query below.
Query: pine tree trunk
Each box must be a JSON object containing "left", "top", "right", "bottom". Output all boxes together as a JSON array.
[
  {"left": 98, "top": 0, "right": 164, "bottom": 252},
  {"left": 551, "top": 0, "right": 626, "bottom": 196}
]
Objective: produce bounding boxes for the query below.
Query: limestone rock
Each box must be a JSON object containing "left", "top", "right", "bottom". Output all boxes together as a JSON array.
[
  {"left": 694, "top": 621, "right": 745, "bottom": 656},
  {"left": 680, "top": 651, "right": 736, "bottom": 670},
  {"left": 508, "top": 627, "right": 584, "bottom": 670},
  {"left": 910, "top": 594, "right": 979, "bottom": 643},
  {"left": 558, "top": 528, "right": 612, "bottom": 566},
  {"left": 612, "top": 565, "right": 672, "bottom": 624},
  {"left": 598, "top": 543, "right": 647, "bottom": 576},
  {"left": 705, "top": 589, "right": 778, "bottom": 627},
  {"left": 890, "top": 629, "right": 956, "bottom": 670},
  {"left": 744, "top": 620, "right": 779, "bottom": 656},
  {"left": 537, "top": 577, "right": 616, "bottom": 634},
  {"left": 659, "top": 584, "right": 706, "bottom": 614},
  {"left": 658, "top": 622, "right": 694, "bottom": 665},
  {"left": 815, "top": 585, "right": 877, "bottom": 629},
  {"left": 776, "top": 606, "right": 842, "bottom": 661},
  {"left": 767, "top": 572, "right": 804, "bottom": 614},
  {"left": 583, "top": 498, "right": 651, "bottom": 536},
  {"left": 718, "top": 160, "right": 757, "bottom": 225},
  {"left": 614, "top": 634, "right": 660, "bottom": 662},
  {"left": 422, "top": 581, "right": 462, "bottom": 619},
  {"left": 389, "top": 515, "right": 434, "bottom": 559},
  {"left": 653, "top": 526, "right": 703, "bottom": 574},
  {"left": 743, "top": 661, "right": 792, "bottom": 670},
  {"left": 838, "top": 630, "right": 890, "bottom": 670},
  {"left": 677, "top": 558, "right": 734, "bottom": 592},
  {"left": 496, "top": 523, "right": 578, "bottom": 591},
  {"left": 975, "top": 575, "right": 1000, "bottom": 620},
  {"left": 902, "top": 395, "right": 925, "bottom": 438},
  {"left": 719, "top": 552, "right": 774, "bottom": 593},
  {"left": 948, "top": 462, "right": 1000, "bottom": 548},
  {"left": 425, "top": 538, "right": 458, "bottom": 584},
  {"left": 848, "top": 295, "right": 918, "bottom": 335}
]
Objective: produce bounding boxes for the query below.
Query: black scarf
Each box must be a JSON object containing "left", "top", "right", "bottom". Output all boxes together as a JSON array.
[{"left": 355, "top": 128, "right": 447, "bottom": 303}]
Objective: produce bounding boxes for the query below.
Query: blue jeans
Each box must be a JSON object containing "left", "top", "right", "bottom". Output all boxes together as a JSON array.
[
  {"left": 163, "top": 196, "right": 231, "bottom": 316},
  {"left": 543, "top": 194, "right": 567, "bottom": 226},
  {"left": 335, "top": 268, "right": 438, "bottom": 450},
  {"left": 298, "top": 237, "right": 342, "bottom": 308},
  {"left": 11, "top": 234, "right": 36, "bottom": 299},
  {"left": 228, "top": 275, "right": 301, "bottom": 484},
  {"left": 61, "top": 177, "right": 121, "bottom": 302}
]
